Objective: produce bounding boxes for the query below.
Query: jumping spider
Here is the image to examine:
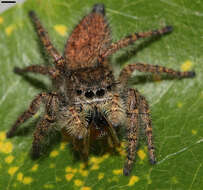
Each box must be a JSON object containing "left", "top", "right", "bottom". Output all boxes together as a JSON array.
[{"left": 7, "top": 4, "right": 195, "bottom": 176}]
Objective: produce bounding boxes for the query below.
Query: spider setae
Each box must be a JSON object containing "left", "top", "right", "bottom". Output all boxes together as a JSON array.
[{"left": 7, "top": 4, "right": 195, "bottom": 176}]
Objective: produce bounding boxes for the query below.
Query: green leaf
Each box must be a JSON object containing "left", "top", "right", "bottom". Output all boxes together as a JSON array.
[{"left": 0, "top": 0, "right": 203, "bottom": 189}]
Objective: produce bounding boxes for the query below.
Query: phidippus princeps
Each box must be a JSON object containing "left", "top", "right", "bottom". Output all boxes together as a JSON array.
[{"left": 7, "top": 4, "right": 195, "bottom": 175}]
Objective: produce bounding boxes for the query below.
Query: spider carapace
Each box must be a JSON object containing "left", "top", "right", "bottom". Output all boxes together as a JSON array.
[{"left": 7, "top": 4, "right": 195, "bottom": 176}]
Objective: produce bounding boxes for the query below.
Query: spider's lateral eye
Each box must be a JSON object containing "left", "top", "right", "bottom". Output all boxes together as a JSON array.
[
  {"left": 96, "top": 89, "right": 105, "bottom": 97},
  {"left": 76, "top": 90, "right": 82, "bottom": 95},
  {"left": 107, "top": 85, "right": 111, "bottom": 91},
  {"left": 85, "top": 90, "right": 94, "bottom": 99}
]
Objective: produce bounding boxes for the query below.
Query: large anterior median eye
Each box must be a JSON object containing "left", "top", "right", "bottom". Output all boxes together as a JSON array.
[
  {"left": 85, "top": 90, "right": 94, "bottom": 98},
  {"left": 76, "top": 89, "right": 82, "bottom": 95},
  {"left": 96, "top": 89, "right": 105, "bottom": 97}
]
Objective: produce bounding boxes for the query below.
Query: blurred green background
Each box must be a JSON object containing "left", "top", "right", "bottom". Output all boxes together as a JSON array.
[{"left": 0, "top": 0, "right": 202, "bottom": 189}]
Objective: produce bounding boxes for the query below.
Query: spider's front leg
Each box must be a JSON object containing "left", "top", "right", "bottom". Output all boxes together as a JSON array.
[
  {"left": 7, "top": 92, "right": 50, "bottom": 138},
  {"left": 123, "top": 89, "right": 140, "bottom": 176},
  {"left": 32, "top": 93, "right": 58, "bottom": 158}
]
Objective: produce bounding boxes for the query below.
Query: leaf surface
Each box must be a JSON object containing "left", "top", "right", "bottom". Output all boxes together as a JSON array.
[{"left": 0, "top": 0, "right": 203, "bottom": 189}]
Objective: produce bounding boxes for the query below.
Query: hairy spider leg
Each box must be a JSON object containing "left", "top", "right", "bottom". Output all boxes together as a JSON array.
[
  {"left": 29, "top": 11, "right": 65, "bottom": 70},
  {"left": 119, "top": 62, "right": 195, "bottom": 86},
  {"left": 7, "top": 92, "right": 52, "bottom": 138},
  {"left": 32, "top": 93, "right": 58, "bottom": 158},
  {"left": 136, "top": 90, "right": 156, "bottom": 165},
  {"left": 101, "top": 26, "right": 173, "bottom": 58},
  {"left": 14, "top": 65, "right": 59, "bottom": 79},
  {"left": 123, "top": 89, "right": 140, "bottom": 176}
]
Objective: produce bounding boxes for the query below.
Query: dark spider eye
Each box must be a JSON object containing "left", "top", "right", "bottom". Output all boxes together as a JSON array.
[
  {"left": 85, "top": 90, "right": 94, "bottom": 98},
  {"left": 96, "top": 89, "right": 105, "bottom": 97},
  {"left": 76, "top": 90, "right": 82, "bottom": 95},
  {"left": 107, "top": 85, "right": 111, "bottom": 91}
]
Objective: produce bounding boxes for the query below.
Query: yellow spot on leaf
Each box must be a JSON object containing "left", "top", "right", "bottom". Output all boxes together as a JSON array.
[
  {"left": 0, "top": 16, "right": 4, "bottom": 24},
  {"left": 79, "top": 169, "right": 88, "bottom": 177},
  {"left": 116, "top": 146, "right": 126, "bottom": 157},
  {"left": 90, "top": 164, "right": 99, "bottom": 170},
  {"left": 44, "top": 184, "right": 54, "bottom": 189},
  {"left": 74, "top": 179, "right": 84, "bottom": 187},
  {"left": 177, "top": 102, "right": 183, "bottom": 108},
  {"left": 17, "top": 172, "right": 23, "bottom": 181},
  {"left": 80, "top": 163, "right": 85, "bottom": 169},
  {"left": 181, "top": 60, "right": 193, "bottom": 71},
  {"left": 98, "top": 172, "right": 104, "bottom": 180},
  {"left": 65, "top": 166, "right": 71, "bottom": 172},
  {"left": 113, "top": 169, "right": 122, "bottom": 175},
  {"left": 50, "top": 150, "right": 59, "bottom": 157},
  {"left": 121, "top": 141, "right": 126, "bottom": 148},
  {"left": 128, "top": 176, "right": 139, "bottom": 186},
  {"left": 65, "top": 166, "right": 77, "bottom": 173},
  {"left": 5, "top": 25, "right": 15, "bottom": 36},
  {"left": 22, "top": 177, "right": 33, "bottom": 184},
  {"left": 0, "top": 131, "right": 6, "bottom": 141},
  {"left": 192, "top": 129, "right": 197, "bottom": 135},
  {"left": 65, "top": 173, "right": 74, "bottom": 181},
  {"left": 60, "top": 142, "right": 67, "bottom": 150},
  {"left": 5, "top": 155, "right": 14, "bottom": 164},
  {"left": 8, "top": 166, "right": 19, "bottom": 176},
  {"left": 102, "top": 153, "right": 110, "bottom": 160},
  {"left": 89, "top": 156, "right": 101, "bottom": 164},
  {"left": 81, "top": 187, "right": 91, "bottom": 190},
  {"left": 0, "top": 141, "right": 13, "bottom": 154},
  {"left": 31, "top": 164, "right": 38, "bottom": 172},
  {"left": 137, "top": 149, "right": 146, "bottom": 160},
  {"left": 54, "top": 25, "right": 67, "bottom": 36}
]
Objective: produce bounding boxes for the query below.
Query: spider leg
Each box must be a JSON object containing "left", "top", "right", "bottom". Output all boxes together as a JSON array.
[
  {"left": 7, "top": 92, "right": 50, "bottom": 138},
  {"left": 14, "top": 65, "right": 59, "bottom": 79},
  {"left": 124, "top": 88, "right": 156, "bottom": 176},
  {"left": 29, "top": 11, "right": 65, "bottom": 70},
  {"left": 138, "top": 91, "right": 156, "bottom": 165},
  {"left": 101, "top": 26, "right": 172, "bottom": 58},
  {"left": 32, "top": 93, "right": 58, "bottom": 158},
  {"left": 119, "top": 62, "right": 195, "bottom": 86},
  {"left": 123, "top": 89, "right": 140, "bottom": 176}
]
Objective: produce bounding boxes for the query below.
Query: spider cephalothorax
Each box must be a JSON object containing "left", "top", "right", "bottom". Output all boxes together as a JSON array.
[{"left": 7, "top": 4, "right": 195, "bottom": 176}]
